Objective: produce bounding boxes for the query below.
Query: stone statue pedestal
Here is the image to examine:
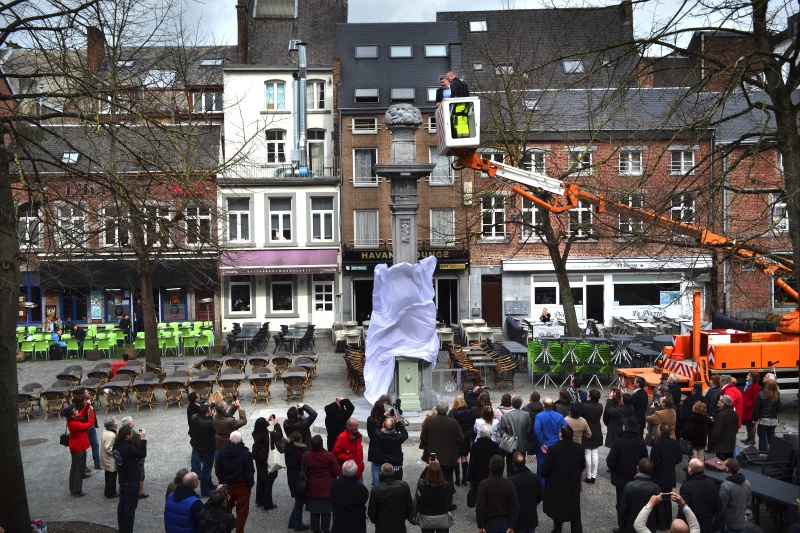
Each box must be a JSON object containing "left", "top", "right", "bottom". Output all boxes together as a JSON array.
[{"left": 395, "top": 357, "right": 422, "bottom": 410}]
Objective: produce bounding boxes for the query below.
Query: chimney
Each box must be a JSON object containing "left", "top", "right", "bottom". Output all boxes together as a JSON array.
[
  {"left": 236, "top": 0, "right": 249, "bottom": 64},
  {"left": 620, "top": 0, "right": 633, "bottom": 28},
  {"left": 87, "top": 26, "right": 104, "bottom": 73}
]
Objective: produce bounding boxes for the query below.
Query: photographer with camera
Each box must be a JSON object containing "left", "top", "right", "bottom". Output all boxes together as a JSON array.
[
  {"left": 283, "top": 403, "right": 318, "bottom": 447},
  {"left": 369, "top": 407, "right": 408, "bottom": 481},
  {"left": 213, "top": 398, "right": 247, "bottom": 455},
  {"left": 634, "top": 492, "right": 700, "bottom": 533}
]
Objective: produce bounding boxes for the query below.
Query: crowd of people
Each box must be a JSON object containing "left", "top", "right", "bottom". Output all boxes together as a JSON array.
[{"left": 58, "top": 368, "right": 787, "bottom": 533}]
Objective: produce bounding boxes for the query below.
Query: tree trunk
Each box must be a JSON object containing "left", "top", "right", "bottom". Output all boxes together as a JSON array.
[
  {"left": 0, "top": 145, "right": 31, "bottom": 530},
  {"left": 538, "top": 209, "right": 581, "bottom": 337},
  {"left": 136, "top": 254, "right": 161, "bottom": 367}
]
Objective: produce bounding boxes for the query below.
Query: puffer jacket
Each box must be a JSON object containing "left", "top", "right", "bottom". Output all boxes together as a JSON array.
[
  {"left": 752, "top": 391, "right": 781, "bottom": 420},
  {"left": 371, "top": 423, "right": 408, "bottom": 466},
  {"left": 717, "top": 473, "right": 751, "bottom": 530},
  {"left": 449, "top": 407, "right": 476, "bottom": 439}
]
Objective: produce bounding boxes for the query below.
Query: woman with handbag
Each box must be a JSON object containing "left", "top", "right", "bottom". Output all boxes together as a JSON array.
[
  {"left": 416, "top": 461, "right": 452, "bottom": 533},
  {"left": 680, "top": 401, "right": 709, "bottom": 461},
  {"left": 305, "top": 435, "right": 341, "bottom": 533},
  {"left": 253, "top": 415, "right": 284, "bottom": 511},
  {"left": 285, "top": 431, "right": 310, "bottom": 531}
]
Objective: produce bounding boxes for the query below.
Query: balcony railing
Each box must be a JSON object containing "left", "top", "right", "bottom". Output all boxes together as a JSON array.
[{"left": 225, "top": 157, "right": 339, "bottom": 180}]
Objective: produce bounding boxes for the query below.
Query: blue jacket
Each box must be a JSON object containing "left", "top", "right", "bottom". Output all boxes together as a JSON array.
[
  {"left": 218, "top": 442, "right": 255, "bottom": 487},
  {"left": 534, "top": 410, "right": 566, "bottom": 448},
  {"left": 164, "top": 485, "right": 202, "bottom": 533}
]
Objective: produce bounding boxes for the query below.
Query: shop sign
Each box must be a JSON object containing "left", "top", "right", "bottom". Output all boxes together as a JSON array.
[{"left": 439, "top": 263, "right": 466, "bottom": 270}]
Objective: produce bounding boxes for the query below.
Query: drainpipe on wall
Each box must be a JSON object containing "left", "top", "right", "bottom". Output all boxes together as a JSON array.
[{"left": 289, "top": 39, "right": 309, "bottom": 176}]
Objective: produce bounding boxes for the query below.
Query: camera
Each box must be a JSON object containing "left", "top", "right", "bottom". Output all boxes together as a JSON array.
[
  {"left": 661, "top": 493, "right": 671, "bottom": 501},
  {"left": 232, "top": 395, "right": 237, "bottom": 402}
]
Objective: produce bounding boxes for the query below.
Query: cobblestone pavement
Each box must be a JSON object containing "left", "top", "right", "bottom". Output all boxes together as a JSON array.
[{"left": 17, "top": 338, "right": 799, "bottom": 532}]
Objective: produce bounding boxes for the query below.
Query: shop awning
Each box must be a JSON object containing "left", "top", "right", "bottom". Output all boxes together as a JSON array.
[
  {"left": 40, "top": 259, "right": 218, "bottom": 289},
  {"left": 220, "top": 249, "right": 339, "bottom": 276}
]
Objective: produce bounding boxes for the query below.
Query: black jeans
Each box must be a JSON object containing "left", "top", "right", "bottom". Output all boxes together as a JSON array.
[
  {"left": 118, "top": 481, "right": 140, "bottom": 533},
  {"left": 441, "top": 465, "right": 456, "bottom": 499},
  {"left": 69, "top": 450, "right": 86, "bottom": 494},
  {"left": 104, "top": 469, "right": 118, "bottom": 497},
  {"left": 310, "top": 512, "right": 330, "bottom": 532}
]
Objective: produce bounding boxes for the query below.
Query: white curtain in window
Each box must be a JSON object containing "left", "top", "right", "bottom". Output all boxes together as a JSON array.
[
  {"left": 354, "top": 149, "right": 375, "bottom": 179},
  {"left": 355, "top": 210, "right": 378, "bottom": 245}
]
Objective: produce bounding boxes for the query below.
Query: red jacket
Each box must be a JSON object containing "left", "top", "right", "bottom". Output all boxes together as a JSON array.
[
  {"left": 741, "top": 382, "right": 761, "bottom": 420},
  {"left": 332, "top": 429, "right": 365, "bottom": 478},
  {"left": 720, "top": 384, "right": 743, "bottom": 428},
  {"left": 67, "top": 404, "right": 95, "bottom": 452},
  {"left": 304, "top": 449, "right": 340, "bottom": 499}
]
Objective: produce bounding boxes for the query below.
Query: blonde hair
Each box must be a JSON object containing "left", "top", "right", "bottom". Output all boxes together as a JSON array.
[
  {"left": 450, "top": 396, "right": 467, "bottom": 412},
  {"left": 208, "top": 391, "right": 224, "bottom": 405}
]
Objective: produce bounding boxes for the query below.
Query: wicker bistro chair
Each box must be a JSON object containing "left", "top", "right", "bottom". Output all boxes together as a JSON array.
[
  {"left": 224, "top": 357, "right": 247, "bottom": 374},
  {"left": 249, "top": 355, "right": 271, "bottom": 372},
  {"left": 343, "top": 347, "right": 365, "bottom": 396},
  {"left": 283, "top": 374, "right": 305, "bottom": 403},
  {"left": 217, "top": 368, "right": 243, "bottom": 400},
  {"left": 103, "top": 384, "right": 126, "bottom": 414},
  {"left": 161, "top": 370, "right": 192, "bottom": 410},
  {"left": 41, "top": 388, "right": 68, "bottom": 420},
  {"left": 294, "top": 358, "right": 315, "bottom": 391},
  {"left": 86, "top": 368, "right": 110, "bottom": 386},
  {"left": 492, "top": 357, "right": 518, "bottom": 390},
  {"left": 107, "top": 374, "right": 133, "bottom": 404},
  {"left": 249, "top": 366, "right": 273, "bottom": 407},
  {"left": 297, "top": 351, "right": 318, "bottom": 377},
  {"left": 131, "top": 382, "right": 157, "bottom": 413},
  {"left": 20, "top": 382, "right": 44, "bottom": 414},
  {"left": 272, "top": 355, "right": 292, "bottom": 378},
  {"left": 18, "top": 393, "right": 37, "bottom": 422},
  {"left": 200, "top": 358, "right": 224, "bottom": 376}
]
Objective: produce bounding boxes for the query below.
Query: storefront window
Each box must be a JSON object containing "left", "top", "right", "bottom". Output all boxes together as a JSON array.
[
  {"left": 613, "top": 283, "right": 680, "bottom": 306},
  {"left": 534, "top": 286, "right": 557, "bottom": 305},
  {"left": 229, "top": 277, "right": 252, "bottom": 313},
  {"left": 271, "top": 275, "right": 294, "bottom": 312},
  {"left": 162, "top": 288, "right": 186, "bottom": 321}
]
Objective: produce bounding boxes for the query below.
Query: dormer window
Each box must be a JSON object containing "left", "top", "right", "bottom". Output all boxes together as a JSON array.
[
  {"left": 62, "top": 152, "right": 79, "bottom": 164},
  {"left": 199, "top": 58, "right": 223, "bottom": 66}
]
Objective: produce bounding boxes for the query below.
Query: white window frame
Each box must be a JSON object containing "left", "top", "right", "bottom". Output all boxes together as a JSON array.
[
  {"left": 18, "top": 206, "right": 40, "bottom": 247},
  {"left": 102, "top": 206, "right": 129, "bottom": 247},
  {"left": 307, "top": 129, "right": 326, "bottom": 174},
  {"left": 670, "top": 193, "right": 696, "bottom": 224},
  {"left": 353, "top": 148, "right": 378, "bottom": 186},
  {"left": 568, "top": 201, "right": 594, "bottom": 239},
  {"left": 521, "top": 198, "right": 541, "bottom": 239},
  {"left": 265, "top": 80, "right": 286, "bottom": 111},
  {"left": 228, "top": 278, "right": 253, "bottom": 314},
  {"left": 472, "top": 63, "right": 483, "bottom": 71},
  {"left": 619, "top": 151, "right": 643, "bottom": 175},
  {"left": 390, "top": 45, "right": 412, "bottom": 58},
  {"left": 470, "top": 20, "right": 488, "bottom": 32},
  {"left": 391, "top": 88, "right": 415, "bottom": 102},
  {"left": 226, "top": 197, "right": 251, "bottom": 243},
  {"left": 430, "top": 208, "right": 455, "bottom": 247},
  {"left": 266, "top": 130, "right": 287, "bottom": 163},
  {"left": 62, "top": 151, "right": 79, "bottom": 164},
  {"left": 191, "top": 91, "right": 223, "bottom": 113},
  {"left": 55, "top": 205, "right": 85, "bottom": 248},
  {"left": 143, "top": 205, "right": 172, "bottom": 247},
  {"left": 354, "top": 210, "right": 379, "bottom": 248},
  {"left": 306, "top": 80, "right": 325, "bottom": 110},
  {"left": 772, "top": 193, "right": 789, "bottom": 232},
  {"left": 523, "top": 151, "right": 546, "bottom": 174},
  {"left": 568, "top": 149, "right": 592, "bottom": 173},
  {"left": 495, "top": 65, "right": 514, "bottom": 76},
  {"left": 424, "top": 44, "right": 447, "bottom": 57},
  {"left": 619, "top": 193, "right": 645, "bottom": 234},
  {"left": 355, "top": 45, "right": 378, "bottom": 59},
  {"left": 426, "top": 116, "right": 437, "bottom": 133},
  {"left": 144, "top": 69, "right": 176, "bottom": 88},
  {"left": 268, "top": 196, "right": 293, "bottom": 243},
  {"left": 354, "top": 88, "right": 379, "bottom": 103},
  {"left": 270, "top": 275, "right": 295, "bottom": 313},
  {"left": 199, "top": 58, "right": 223, "bottom": 66},
  {"left": 310, "top": 196, "right": 334, "bottom": 242},
  {"left": 185, "top": 205, "right": 211, "bottom": 245},
  {"left": 563, "top": 59, "right": 584, "bottom": 74},
  {"left": 429, "top": 147, "right": 453, "bottom": 185},
  {"left": 426, "top": 87, "right": 438, "bottom": 103},
  {"left": 352, "top": 117, "right": 378, "bottom": 134},
  {"left": 481, "top": 195, "right": 506, "bottom": 239},
  {"left": 670, "top": 150, "right": 695, "bottom": 174}
]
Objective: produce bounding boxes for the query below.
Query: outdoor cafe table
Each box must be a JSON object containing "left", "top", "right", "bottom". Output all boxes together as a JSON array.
[
  {"left": 161, "top": 376, "right": 191, "bottom": 387},
  {"left": 558, "top": 337, "right": 584, "bottom": 365},
  {"left": 627, "top": 345, "right": 660, "bottom": 366},
  {"left": 582, "top": 337, "right": 609, "bottom": 365},
  {"left": 652, "top": 334, "right": 674, "bottom": 357},
  {"left": 496, "top": 340, "right": 528, "bottom": 367},
  {"left": 462, "top": 347, "right": 487, "bottom": 356},
  {"left": 283, "top": 331, "right": 306, "bottom": 354},
  {"left": 279, "top": 370, "right": 307, "bottom": 381},
  {"left": 610, "top": 335, "right": 635, "bottom": 365}
]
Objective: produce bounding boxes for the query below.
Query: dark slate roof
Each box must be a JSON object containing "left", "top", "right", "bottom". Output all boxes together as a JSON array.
[
  {"left": 11, "top": 124, "right": 221, "bottom": 175},
  {"left": 2, "top": 45, "right": 235, "bottom": 94},
  {"left": 336, "top": 21, "right": 460, "bottom": 112},
  {"left": 436, "top": 5, "right": 639, "bottom": 91},
  {"left": 645, "top": 56, "right": 701, "bottom": 88},
  {"left": 481, "top": 87, "right": 777, "bottom": 143},
  {"left": 241, "top": 0, "right": 347, "bottom": 65}
]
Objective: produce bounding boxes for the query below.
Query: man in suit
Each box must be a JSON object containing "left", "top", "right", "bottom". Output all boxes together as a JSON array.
[
  {"left": 446, "top": 71, "right": 469, "bottom": 97},
  {"left": 631, "top": 376, "right": 649, "bottom": 438},
  {"left": 434, "top": 76, "right": 451, "bottom": 107}
]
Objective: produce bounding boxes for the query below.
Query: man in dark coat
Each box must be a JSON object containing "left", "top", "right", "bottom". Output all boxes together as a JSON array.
[
  {"left": 284, "top": 403, "right": 318, "bottom": 446},
  {"left": 522, "top": 391, "right": 543, "bottom": 458},
  {"left": 331, "top": 459, "right": 369, "bottom": 533},
  {"left": 420, "top": 401, "right": 463, "bottom": 507},
  {"left": 678, "top": 458, "right": 722, "bottom": 533},
  {"left": 541, "top": 425, "right": 586, "bottom": 533},
  {"left": 367, "top": 463, "right": 413, "bottom": 533},
  {"left": 113, "top": 426, "right": 148, "bottom": 533},
  {"left": 603, "top": 390, "right": 634, "bottom": 449},
  {"left": 508, "top": 452, "right": 543, "bottom": 533},
  {"left": 631, "top": 377, "right": 649, "bottom": 438},
  {"left": 711, "top": 395, "right": 739, "bottom": 460},
  {"left": 217, "top": 431, "right": 255, "bottom": 533},
  {"left": 650, "top": 422, "right": 683, "bottom": 529},
  {"left": 467, "top": 424, "right": 500, "bottom": 507},
  {"left": 324, "top": 397, "right": 355, "bottom": 451},
  {"left": 607, "top": 416, "right": 649, "bottom": 522},
  {"left": 476, "top": 455, "right": 519, "bottom": 533},
  {"left": 617, "top": 458, "right": 660, "bottom": 533},
  {"left": 190, "top": 403, "right": 217, "bottom": 496},
  {"left": 446, "top": 71, "right": 469, "bottom": 97}
]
